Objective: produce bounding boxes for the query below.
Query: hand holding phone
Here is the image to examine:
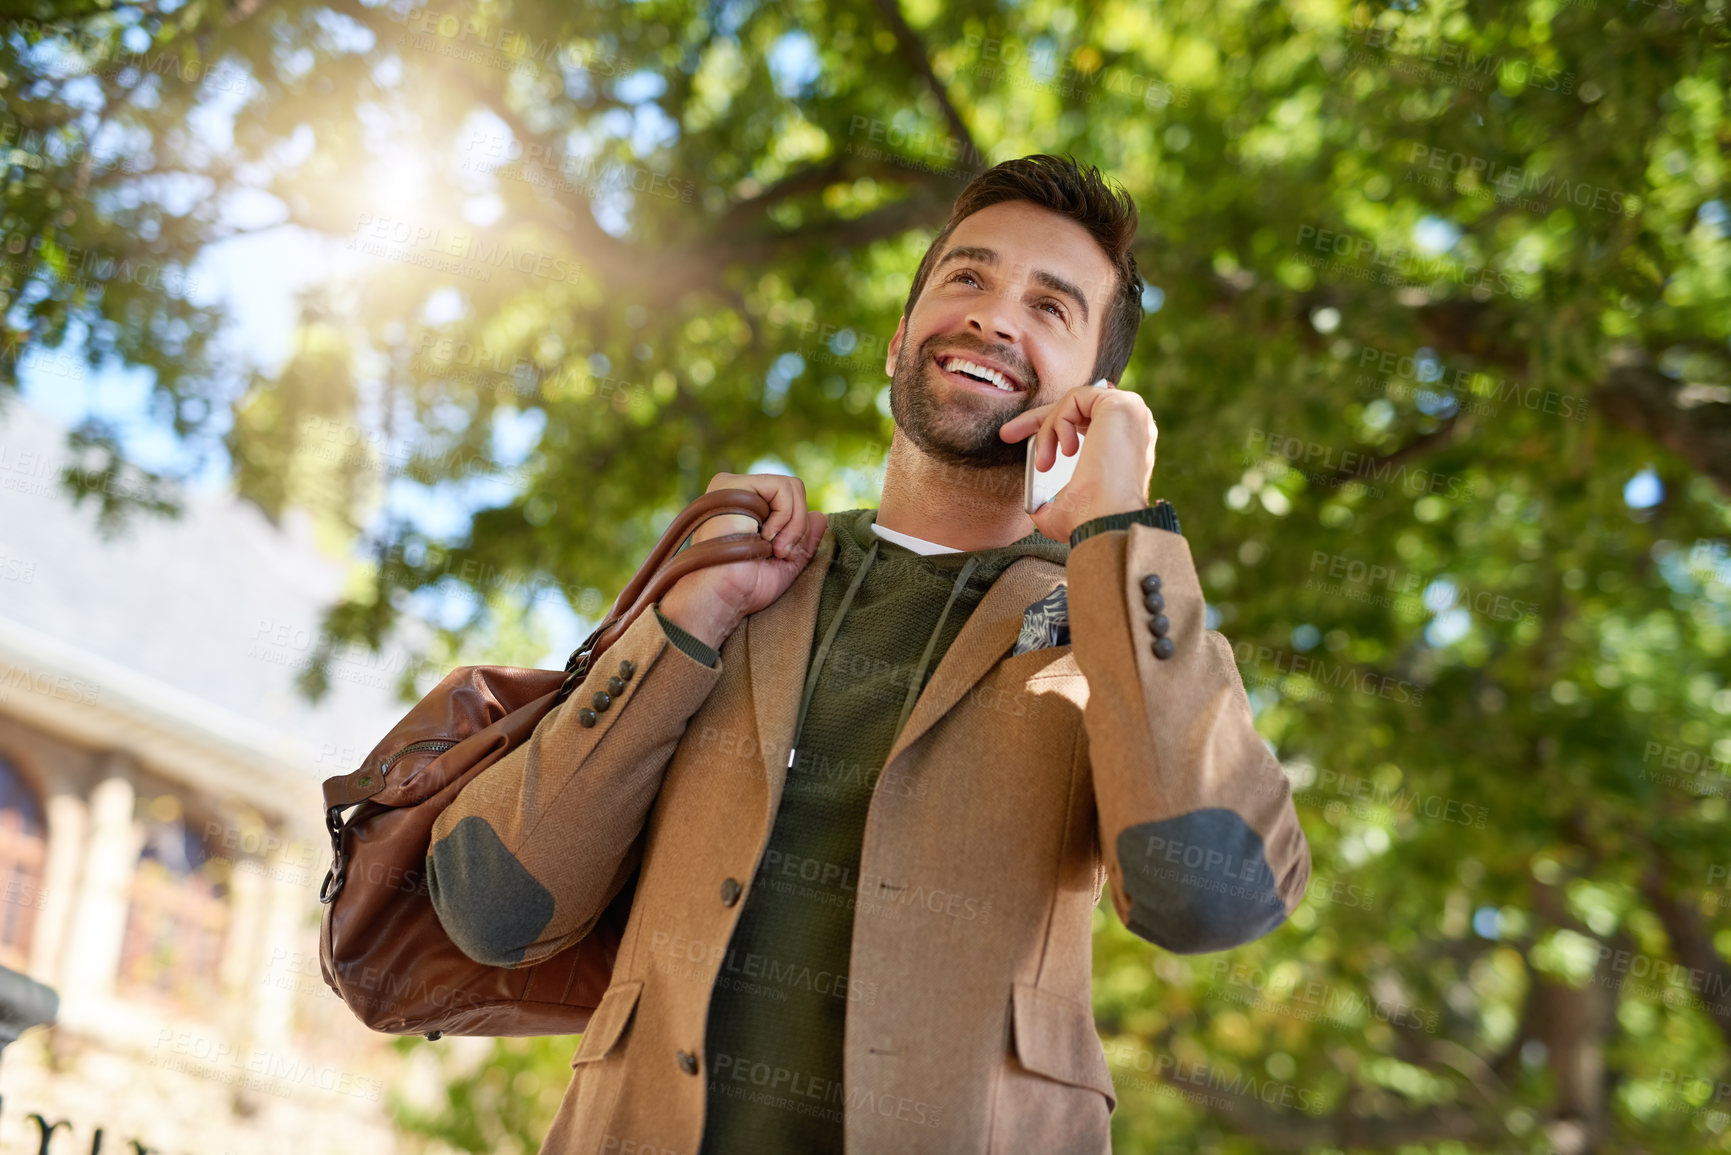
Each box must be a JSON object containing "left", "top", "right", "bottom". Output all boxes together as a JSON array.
[{"left": 1024, "top": 378, "right": 1111, "bottom": 514}]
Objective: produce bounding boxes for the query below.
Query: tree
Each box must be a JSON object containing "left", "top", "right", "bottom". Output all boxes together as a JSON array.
[{"left": 3, "top": 0, "right": 1729, "bottom": 1149}]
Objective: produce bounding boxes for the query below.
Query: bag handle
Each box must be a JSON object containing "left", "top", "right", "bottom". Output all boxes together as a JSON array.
[
  {"left": 326, "top": 488, "right": 778, "bottom": 809},
  {"left": 602, "top": 488, "right": 773, "bottom": 628},
  {"left": 555, "top": 488, "right": 774, "bottom": 701}
]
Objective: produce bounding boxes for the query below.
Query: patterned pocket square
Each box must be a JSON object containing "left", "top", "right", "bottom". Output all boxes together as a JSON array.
[{"left": 1012, "top": 585, "right": 1071, "bottom": 656}]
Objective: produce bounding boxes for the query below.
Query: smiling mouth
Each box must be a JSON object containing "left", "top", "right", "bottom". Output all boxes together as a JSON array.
[{"left": 933, "top": 352, "right": 1022, "bottom": 394}]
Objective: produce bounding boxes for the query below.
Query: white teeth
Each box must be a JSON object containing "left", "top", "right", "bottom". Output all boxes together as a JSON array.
[{"left": 940, "top": 356, "right": 1014, "bottom": 391}]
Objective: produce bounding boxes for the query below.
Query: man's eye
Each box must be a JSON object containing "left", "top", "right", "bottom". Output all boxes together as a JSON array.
[
  {"left": 1039, "top": 301, "right": 1066, "bottom": 318},
  {"left": 950, "top": 271, "right": 980, "bottom": 287}
]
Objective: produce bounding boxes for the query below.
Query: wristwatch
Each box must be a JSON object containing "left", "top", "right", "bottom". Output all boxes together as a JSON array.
[{"left": 1068, "top": 500, "right": 1182, "bottom": 547}]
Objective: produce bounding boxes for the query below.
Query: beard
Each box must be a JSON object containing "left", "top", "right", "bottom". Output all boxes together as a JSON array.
[{"left": 888, "top": 333, "right": 1039, "bottom": 470}]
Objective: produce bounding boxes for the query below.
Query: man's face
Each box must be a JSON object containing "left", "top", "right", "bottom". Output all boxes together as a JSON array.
[{"left": 885, "top": 199, "right": 1117, "bottom": 469}]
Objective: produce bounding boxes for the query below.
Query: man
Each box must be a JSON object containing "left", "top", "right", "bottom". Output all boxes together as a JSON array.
[{"left": 426, "top": 154, "right": 1311, "bottom": 1155}]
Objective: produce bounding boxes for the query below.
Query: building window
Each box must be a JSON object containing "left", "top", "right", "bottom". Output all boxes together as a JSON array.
[
  {"left": 118, "top": 796, "right": 228, "bottom": 1004},
  {"left": 0, "top": 757, "right": 47, "bottom": 971}
]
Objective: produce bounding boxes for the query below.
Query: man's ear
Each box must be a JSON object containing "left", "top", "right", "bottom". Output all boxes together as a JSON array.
[{"left": 885, "top": 315, "right": 907, "bottom": 378}]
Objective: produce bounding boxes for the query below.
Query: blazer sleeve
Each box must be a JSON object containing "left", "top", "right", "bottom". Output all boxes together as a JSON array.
[
  {"left": 1066, "top": 522, "right": 1311, "bottom": 954},
  {"left": 425, "top": 606, "right": 723, "bottom": 968}
]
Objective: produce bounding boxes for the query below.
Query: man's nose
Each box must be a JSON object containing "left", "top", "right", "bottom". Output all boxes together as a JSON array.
[{"left": 964, "top": 292, "right": 1020, "bottom": 344}]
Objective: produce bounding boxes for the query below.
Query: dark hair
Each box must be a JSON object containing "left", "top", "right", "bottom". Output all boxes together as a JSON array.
[{"left": 902, "top": 154, "right": 1144, "bottom": 383}]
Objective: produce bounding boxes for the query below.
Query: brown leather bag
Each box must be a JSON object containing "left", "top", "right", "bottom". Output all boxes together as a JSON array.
[{"left": 318, "top": 489, "right": 774, "bottom": 1038}]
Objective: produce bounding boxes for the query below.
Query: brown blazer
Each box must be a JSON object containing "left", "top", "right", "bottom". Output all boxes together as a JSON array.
[{"left": 429, "top": 522, "right": 1312, "bottom": 1154}]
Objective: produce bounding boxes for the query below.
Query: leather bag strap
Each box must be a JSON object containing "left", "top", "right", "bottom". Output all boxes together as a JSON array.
[
  {"left": 602, "top": 488, "right": 773, "bottom": 622},
  {"left": 327, "top": 489, "right": 778, "bottom": 808},
  {"left": 592, "top": 532, "right": 764, "bottom": 656},
  {"left": 555, "top": 488, "right": 774, "bottom": 702}
]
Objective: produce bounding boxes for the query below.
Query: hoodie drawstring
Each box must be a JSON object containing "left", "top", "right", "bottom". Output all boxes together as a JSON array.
[{"left": 786, "top": 541, "right": 979, "bottom": 769}]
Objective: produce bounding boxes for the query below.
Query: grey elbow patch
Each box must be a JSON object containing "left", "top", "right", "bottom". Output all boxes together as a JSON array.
[
  {"left": 427, "top": 815, "right": 556, "bottom": 967},
  {"left": 1117, "top": 809, "right": 1289, "bottom": 954}
]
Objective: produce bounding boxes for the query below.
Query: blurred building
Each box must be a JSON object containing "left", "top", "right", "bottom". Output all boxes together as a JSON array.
[{"left": 0, "top": 398, "right": 458, "bottom": 1154}]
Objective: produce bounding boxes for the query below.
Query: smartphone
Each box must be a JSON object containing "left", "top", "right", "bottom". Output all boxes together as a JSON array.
[{"left": 1024, "top": 378, "right": 1110, "bottom": 514}]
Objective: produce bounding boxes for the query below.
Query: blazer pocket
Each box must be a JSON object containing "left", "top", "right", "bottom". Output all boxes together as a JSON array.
[
  {"left": 571, "top": 980, "right": 643, "bottom": 1066},
  {"left": 1010, "top": 983, "right": 1117, "bottom": 1111}
]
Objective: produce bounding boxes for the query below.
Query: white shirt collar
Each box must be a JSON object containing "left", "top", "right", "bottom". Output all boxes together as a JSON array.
[{"left": 869, "top": 519, "right": 962, "bottom": 556}]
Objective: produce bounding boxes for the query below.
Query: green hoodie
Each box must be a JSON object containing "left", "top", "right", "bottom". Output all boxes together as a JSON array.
[{"left": 695, "top": 509, "right": 1069, "bottom": 1154}]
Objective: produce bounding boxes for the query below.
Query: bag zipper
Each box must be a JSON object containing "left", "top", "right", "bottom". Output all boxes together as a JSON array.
[
  {"left": 347, "top": 738, "right": 458, "bottom": 795},
  {"left": 379, "top": 737, "right": 458, "bottom": 777},
  {"left": 321, "top": 737, "right": 459, "bottom": 905}
]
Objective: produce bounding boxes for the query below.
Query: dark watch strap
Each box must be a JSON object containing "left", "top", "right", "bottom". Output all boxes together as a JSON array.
[
  {"left": 654, "top": 606, "right": 720, "bottom": 668},
  {"left": 1069, "top": 500, "right": 1182, "bottom": 547}
]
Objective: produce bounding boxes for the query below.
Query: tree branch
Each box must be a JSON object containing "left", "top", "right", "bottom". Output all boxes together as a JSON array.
[
  {"left": 869, "top": 0, "right": 979, "bottom": 161},
  {"left": 1200, "top": 257, "right": 1731, "bottom": 498},
  {"left": 1185, "top": 1068, "right": 1500, "bottom": 1150},
  {"left": 444, "top": 68, "right": 648, "bottom": 281},
  {"left": 715, "top": 149, "right": 962, "bottom": 237},
  {"left": 1403, "top": 307, "right": 1731, "bottom": 498},
  {"left": 446, "top": 69, "right": 956, "bottom": 306},
  {"left": 1592, "top": 343, "right": 1731, "bottom": 498},
  {"left": 1324, "top": 414, "right": 1468, "bottom": 487},
  {"left": 1559, "top": 815, "right": 1731, "bottom": 1051},
  {"left": 1635, "top": 845, "right": 1731, "bottom": 1049},
  {"left": 708, "top": 183, "right": 952, "bottom": 270},
  {"left": 1141, "top": 994, "right": 1509, "bottom": 1149},
  {"left": 717, "top": 156, "right": 856, "bottom": 234}
]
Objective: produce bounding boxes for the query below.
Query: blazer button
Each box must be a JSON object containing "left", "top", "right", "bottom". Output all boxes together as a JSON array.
[
  {"left": 607, "top": 675, "right": 626, "bottom": 696},
  {"left": 577, "top": 708, "right": 597, "bottom": 727},
  {"left": 1144, "top": 590, "right": 1165, "bottom": 614},
  {"left": 1152, "top": 636, "right": 1176, "bottom": 660},
  {"left": 1149, "top": 614, "right": 1170, "bottom": 637},
  {"left": 618, "top": 659, "right": 635, "bottom": 680},
  {"left": 677, "top": 1050, "right": 699, "bottom": 1075},
  {"left": 592, "top": 690, "right": 612, "bottom": 712},
  {"left": 720, "top": 877, "right": 742, "bottom": 906},
  {"left": 1140, "top": 574, "right": 1162, "bottom": 593}
]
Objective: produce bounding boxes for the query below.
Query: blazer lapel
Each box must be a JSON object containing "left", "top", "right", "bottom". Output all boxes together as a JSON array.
[
  {"left": 745, "top": 527, "right": 836, "bottom": 815},
  {"left": 882, "top": 555, "right": 1067, "bottom": 770}
]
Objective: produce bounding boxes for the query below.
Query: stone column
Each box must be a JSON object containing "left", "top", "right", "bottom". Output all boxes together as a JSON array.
[
  {"left": 250, "top": 841, "right": 305, "bottom": 1050},
  {"left": 218, "top": 850, "right": 264, "bottom": 998},
  {"left": 57, "top": 763, "right": 141, "bottom": 1022},
  {"left": 30, "top": 790, "right": 87, "bottom": 985}
]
